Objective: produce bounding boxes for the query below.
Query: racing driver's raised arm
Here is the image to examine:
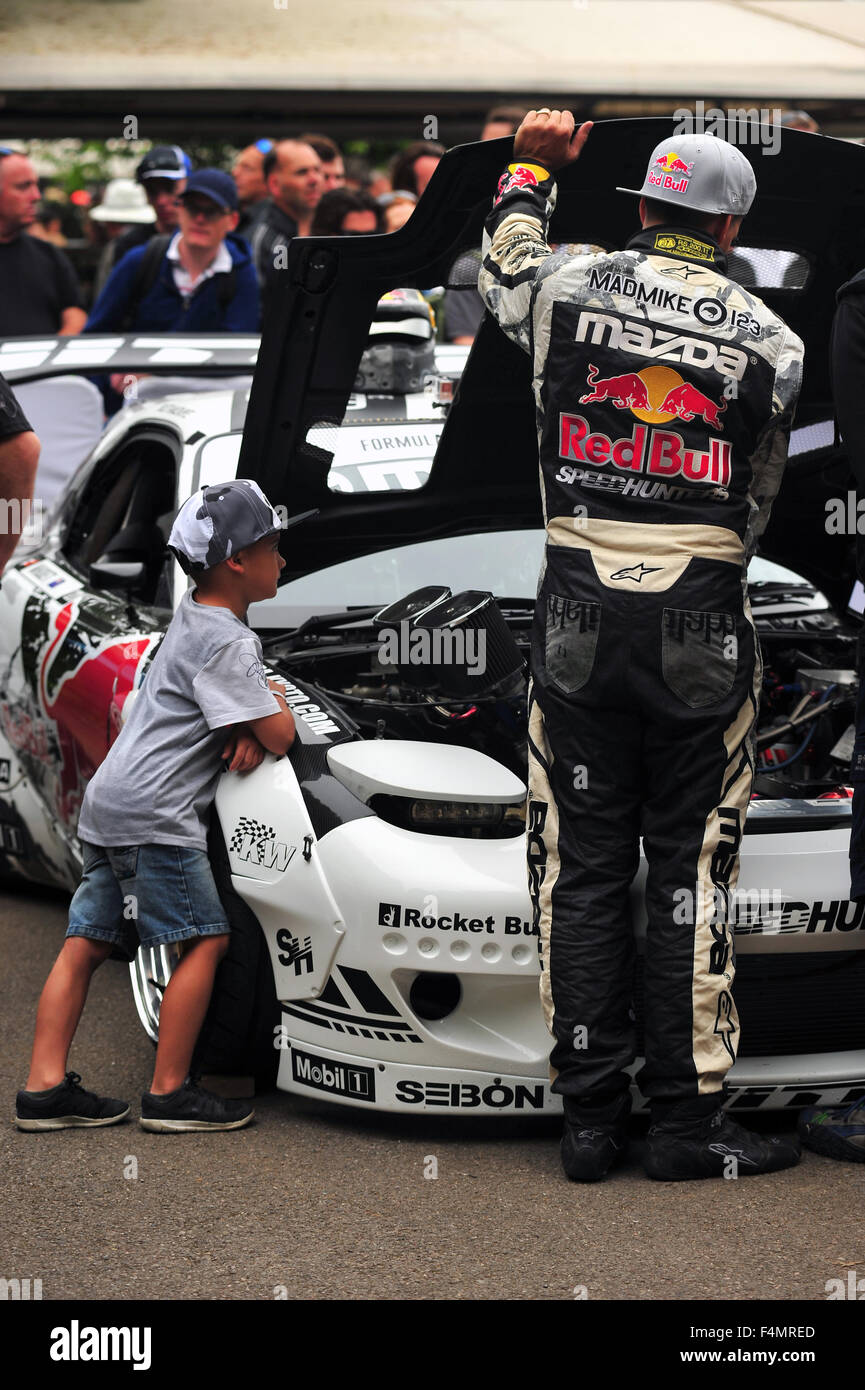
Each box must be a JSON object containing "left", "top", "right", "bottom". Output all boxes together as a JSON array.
[{"left": 478, "top": 109, "right": 592, "bottom": 353}]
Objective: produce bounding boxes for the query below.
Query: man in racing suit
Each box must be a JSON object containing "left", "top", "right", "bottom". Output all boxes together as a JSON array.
[{"left": 479, "top": 111, "right": 804, "bottom": 1181}]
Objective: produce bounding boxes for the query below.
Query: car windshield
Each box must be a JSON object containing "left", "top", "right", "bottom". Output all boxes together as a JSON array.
[
  {"left": 248, "top": 532, "right": 804, "bottom": 630},
  {"left": 248, "top": 529, "right": 548, "bottom": 629}
]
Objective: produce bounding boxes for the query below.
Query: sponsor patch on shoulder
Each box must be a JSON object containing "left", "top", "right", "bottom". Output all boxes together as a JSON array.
[
  {"left": 494, "top": 161, "right": 550, "bottom": 204},
  {"left": 653, "top": 232, "right": 715, "bottom": 262}
]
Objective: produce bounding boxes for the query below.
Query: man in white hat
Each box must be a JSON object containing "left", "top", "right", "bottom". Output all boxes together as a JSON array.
[
  {"left": 480, "top": 112, "right": 805, "bottom": 1182},
  {"left": 89, "top": 179, "right": 156, "bottom": 299}
]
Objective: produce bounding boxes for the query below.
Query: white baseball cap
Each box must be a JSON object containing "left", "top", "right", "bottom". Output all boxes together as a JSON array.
[{"left": 617, "top": 133, "right": 757, "bottom": 216}]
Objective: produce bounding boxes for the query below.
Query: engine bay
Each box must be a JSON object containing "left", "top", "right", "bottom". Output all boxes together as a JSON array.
[{"left": 263, "top": 568, "right": 860, "bottom": 810}]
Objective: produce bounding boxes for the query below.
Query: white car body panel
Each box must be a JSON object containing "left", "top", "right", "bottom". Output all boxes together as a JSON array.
[{"left": 1, "top": 341, "right": 863, "bottom": 1116}]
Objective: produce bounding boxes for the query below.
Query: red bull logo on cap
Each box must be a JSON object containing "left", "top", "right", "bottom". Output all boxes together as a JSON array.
[
  {"left": 654, "top": 152, "right": 694, "bottom": 175},
  {"left": 648, "top": 150, "right": 694, "bottom": 194}
]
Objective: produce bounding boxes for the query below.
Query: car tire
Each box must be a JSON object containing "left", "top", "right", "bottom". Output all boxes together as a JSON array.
[
  {"left": 128, "top": 817, "right": 280, "bottom": 1090},
  {"left": 188, "top": 817, "right": 280, "bottom": 1091}
]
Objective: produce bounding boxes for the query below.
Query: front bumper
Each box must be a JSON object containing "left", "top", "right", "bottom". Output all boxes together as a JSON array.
[{"left": 276, "top": 1032, "right": 865, "bottom": 1115}]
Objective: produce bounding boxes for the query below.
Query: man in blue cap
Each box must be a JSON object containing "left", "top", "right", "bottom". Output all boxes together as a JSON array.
[{"left": 86, "top": 168, "right": 259, "bottom": 337}]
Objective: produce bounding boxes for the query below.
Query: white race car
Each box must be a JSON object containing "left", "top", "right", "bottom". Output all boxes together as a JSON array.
[{"left": 2, "top": 121, "right": 864, "bottom": 1116}]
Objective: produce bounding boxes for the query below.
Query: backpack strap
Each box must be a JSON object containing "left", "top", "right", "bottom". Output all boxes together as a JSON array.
[
  {"left": 119, "top": 234, "right": 172, "bottom": 332},
  {"left": 216, "top": 263, "right": 237, "bottom": 313}
]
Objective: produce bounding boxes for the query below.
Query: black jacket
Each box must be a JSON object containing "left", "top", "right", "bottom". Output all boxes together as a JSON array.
[
  {"left": 249, "top": 200, "right": 298, "bottom": 299},
  {"left": 831, "top": 269, "right": 865, "bottom": 578}
]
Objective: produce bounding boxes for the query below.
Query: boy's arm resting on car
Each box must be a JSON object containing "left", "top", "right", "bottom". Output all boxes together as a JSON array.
[
  {"left": 221, "top": 723, "right": 267, "bottom": 773},
  {"left": 245, "top": 677, "right": 296, "bottom": 756}
]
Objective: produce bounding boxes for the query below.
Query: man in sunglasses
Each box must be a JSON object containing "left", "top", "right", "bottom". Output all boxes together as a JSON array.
[
  {"left": 86, "top": 168, "right": 259, "bottom": 338},
  {"left": 107, "top": 144, "right": 190, "bottom": 273}
]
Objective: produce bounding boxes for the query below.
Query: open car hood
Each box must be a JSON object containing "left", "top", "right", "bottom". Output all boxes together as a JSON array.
[{"left": 240, "top": 117, "right": 865, "bottom": 585}]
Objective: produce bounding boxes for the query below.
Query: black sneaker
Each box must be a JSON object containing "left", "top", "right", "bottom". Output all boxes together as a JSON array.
[
  {"left": 645, "top": 1105, "right": 801, "bottom": 1181},
  {"left": 561, "top": 1093, "right": 630, "bottom": 1182},
  {"left": 140, "top": 1077, "right": 254, "bottom": 1132},
  {"left": 15, "top": 1071, "right": 130, "bottom": 1131},
  {"left": 798, "top": 1096, "right": 865, "bottom": 1164}
]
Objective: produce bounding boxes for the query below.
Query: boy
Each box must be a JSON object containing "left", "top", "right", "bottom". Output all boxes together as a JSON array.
[{"left": 16, "top": 479, "right": 296, "bottom": 1132}]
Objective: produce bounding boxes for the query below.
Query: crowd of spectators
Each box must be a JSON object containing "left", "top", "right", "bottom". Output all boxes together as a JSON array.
[
  {"left": 0, "top": 106, "right": 533, "bottom": 352},
  {"left": 0, "top": 105, "right": 838, "bottom": 358}
]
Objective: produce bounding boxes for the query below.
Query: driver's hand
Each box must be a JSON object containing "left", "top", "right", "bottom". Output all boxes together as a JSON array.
[
  {"left": 222, "top": 725, "right": 267, "bottom": 774},
  {"left": 513, "top": 109, "right": 593, "bottom": 172}
]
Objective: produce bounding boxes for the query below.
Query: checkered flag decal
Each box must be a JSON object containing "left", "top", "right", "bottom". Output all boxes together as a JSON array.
[{"left": 229, "top": 816, "right": 275, "bottom": 857}]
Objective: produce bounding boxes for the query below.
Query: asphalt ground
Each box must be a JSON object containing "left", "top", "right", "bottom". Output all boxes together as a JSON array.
[{"left": 1, "top": 879, "right": 863, "bottom": 1309}]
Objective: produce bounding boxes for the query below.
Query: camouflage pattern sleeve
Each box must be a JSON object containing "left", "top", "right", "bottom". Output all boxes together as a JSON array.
[
  {"left": 745, "top": 323, "right": 805, "bottom": 554},
  {"left": 478, "top": 163, "right": 558, "bottom": 355}
]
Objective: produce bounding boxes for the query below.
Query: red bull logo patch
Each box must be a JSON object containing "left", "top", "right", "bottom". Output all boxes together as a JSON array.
[
  {"left": 494, "top": 161, "right": 550, "bottom": 205},
  {"left": 558, "top": 412, "right": 731, "bottom": 487},
  {"left": 647, "top": 150, "right": 694, "bottom": 195},
  {"left": 580, "top": 363, "right": 727, "bottom": 430},
  {"left": 654, "top": 151, "right": 694, "bottom": 176}
]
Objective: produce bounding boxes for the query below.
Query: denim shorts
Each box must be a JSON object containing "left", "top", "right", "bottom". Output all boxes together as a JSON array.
[{"left": 66, "top": 841, "right": 231, "bottom": 962}]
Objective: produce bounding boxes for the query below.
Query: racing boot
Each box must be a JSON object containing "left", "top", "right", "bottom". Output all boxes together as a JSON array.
[
  {"left": 798, "top": 1095, "right": 865, "bottom": 1164},
  {"left": 560, "top": 1091, "right": 631, "bottom": 1182},
  {"left": 644, "top": 1094, "right": 800, "bottom": 1181}
]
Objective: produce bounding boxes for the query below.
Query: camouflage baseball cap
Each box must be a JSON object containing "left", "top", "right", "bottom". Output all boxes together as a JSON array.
[
  {"left": 168, "top": 478, "right": 282, "bottom": 574},
  {"left": 617, "top": 133, "right": 757, "bottom": 216}
]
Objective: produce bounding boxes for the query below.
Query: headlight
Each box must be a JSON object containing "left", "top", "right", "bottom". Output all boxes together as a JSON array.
[
  {"left": 370, "top": 795, "right": 526, "bottom": 838},
  {"left": 409, "top": 800, "right": 503, "bottom": 830}
]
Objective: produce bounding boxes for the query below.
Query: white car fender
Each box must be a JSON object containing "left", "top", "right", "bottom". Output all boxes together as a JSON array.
[{"left": 213, "top": 755, "right": 345, "bottom": 1002}]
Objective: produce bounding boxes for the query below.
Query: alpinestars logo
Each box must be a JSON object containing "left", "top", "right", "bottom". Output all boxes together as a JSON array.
[
  {"left": 230, "top": 817, "right": 295, "bottom": 872},
  {"left": 707, "top": 1143, "right": 758, "bottom": 1166},
  {"left": 609, "top": 562, "right": 662, "bottom": 583}
]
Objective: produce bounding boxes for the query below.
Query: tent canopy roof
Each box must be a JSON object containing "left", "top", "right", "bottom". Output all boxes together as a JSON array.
[{"left": 4, "top": 0, "right": 865, "bottom": 98}]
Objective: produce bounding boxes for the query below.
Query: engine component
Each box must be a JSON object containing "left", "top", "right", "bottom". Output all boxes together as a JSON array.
[{"left": 412, "top": 590, "right": 526, "bottom": 698}]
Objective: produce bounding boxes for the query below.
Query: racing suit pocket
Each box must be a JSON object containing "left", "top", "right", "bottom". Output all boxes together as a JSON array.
[
  {"left": 661, "top": 609, "right": 738, "bottom": 708},
  {"left": 544, "top": 594, "right": 601, "bottom": 695}
]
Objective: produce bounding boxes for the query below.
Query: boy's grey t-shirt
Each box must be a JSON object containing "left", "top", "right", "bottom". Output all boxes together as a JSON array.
[{"left": 77, "top": 589, "right": 281, "bottom": 849}]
